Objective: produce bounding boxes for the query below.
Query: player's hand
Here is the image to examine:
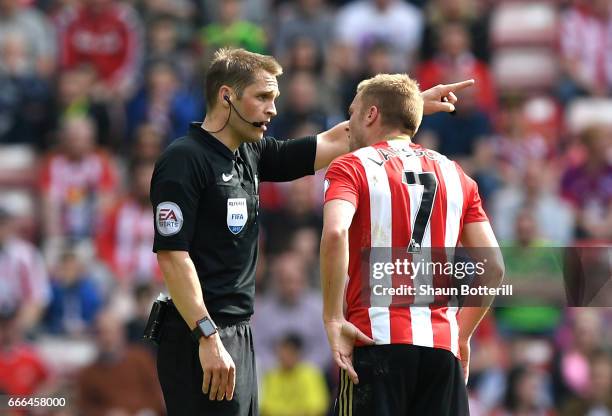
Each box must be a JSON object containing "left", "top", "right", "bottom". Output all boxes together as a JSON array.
[
  {"left": 199, "top": 334, "right": 236, "bottom": 401},
  {"left": 459, "top": 337, "right": 471, "bottom": 385},
  {"left": 421, "top": 79, "right": 475, "bottom": 115},
  {"left": 324, "top": 319, "right": 374, "bottom": 384}
]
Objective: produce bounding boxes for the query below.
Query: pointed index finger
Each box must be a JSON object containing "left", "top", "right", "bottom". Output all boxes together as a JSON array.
[{"left": 440, "top": 79, "right": 475, "bottom": 94}]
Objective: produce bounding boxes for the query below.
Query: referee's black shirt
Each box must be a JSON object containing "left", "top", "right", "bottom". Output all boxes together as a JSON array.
[{"left": 151, "top": 122, "right": 317, "bottom": 320}]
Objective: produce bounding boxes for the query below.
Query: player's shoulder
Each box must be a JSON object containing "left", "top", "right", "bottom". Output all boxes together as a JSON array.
[{"left": 327, "top": 149, "right": 364, "bottom": 173}]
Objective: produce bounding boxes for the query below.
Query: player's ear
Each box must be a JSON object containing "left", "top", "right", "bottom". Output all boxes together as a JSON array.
[{"left": 365, "top": 106, "right": 379, "bottom": 126}]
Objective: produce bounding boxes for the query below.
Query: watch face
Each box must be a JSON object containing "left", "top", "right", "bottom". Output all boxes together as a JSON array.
[{"left": 199, "top": 318, "right": 217, "bottom": 337}]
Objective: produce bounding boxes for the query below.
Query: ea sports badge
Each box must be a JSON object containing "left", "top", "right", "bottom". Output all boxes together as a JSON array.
[
  {"left": 156, "top": 202, "right": 183, "bottom": 236},
  {"left": 227, "top": 198, "right": 248, "bottom": 234}
]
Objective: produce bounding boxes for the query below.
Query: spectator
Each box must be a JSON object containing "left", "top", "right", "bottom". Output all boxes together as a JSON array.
[
  {"left": 336, "top": 0, "right": 423, "bottom": 71},
  {"left": 271, "top": 71, "right": 329, "bottom": 139},
  {"left": 559, "top": 0, "right": 612, "bottom": 102},
  {"left": 44, "top": 249, "right": 103, "bottom": 336},
  {"left": 200, "top": 0, "right": 267, "bottom": 55},
  {"left": 275, "top": 0, "right": 334, "bottom": 64},
  {"left": 493, "top": 209, "right": 564, "bottom": 336},
  {"left": 145, "top": 14, "right": 196, "bottom": 87},
  {"left": 289, "top": 226, "right": 321, "bottom": 285},
  {"left": 253, "top": 252, "right": 330, "bottom": 373},
  {"left": 470, "top": 138, "right": 502, "bottom": 204},
  {"left": 561, "top": 350, "right": 612, "bottom": 415},
  {"left": 260, "top": 333, "right": 330, "bottom": 416},
  {"left": 0, "top": 305, "right": 50, "bottom": 396},
  {"left": 420, "top": 0, "right": 490, "bottom": 62},
  {"left": 323, "top": 37, "right": 366, "bottom": 116},
  {"left": 0, "top": 31, "right": 53, "bottom": 146},
  {"left": 561, "top": 125, "right": 612, "bottom": 241},
  {"left": 57, "top": 0, "right": 144, "bottom": 100},
  {"left": 76, "top": 308, "right": 164, "bottom": 415},
  {"left": 0, "top": 207, "right": 51, "bottom": 332},
  {"left": 0, "top": 0, "right": 56, "bottom": 77},
  {"left": 50, "top": 66, "right": 111, "bottom": 148},
  {"left": 417, "top": 22, "right": 496, "bottom": 115},
  {"left": 40, "top": 116, "right": 119, "bottom": 249},
  {"left": 339, "top": 40, "right": 394, "bottom": 113},
  {"left": 491, "top": 97, "right": 552, "bottom": 185},
  {"left": 493, "top": 366, "right": 555, "bottom": 416},
  {"left": 125, "top": 60, "right": 201, "bottom": 144},
  {"left": 96, "top": 160, "right": 160, "bottom": 284},
  {"left": 125, "top": 283, "right": 157, "bottom": 347},
  {"left": 553, "top": 309, "right": 604, "bottom": 401},
  {"left": 281, "top": 34, "right": 325, "bottom": 75},
  {"left": 335, "top": 0, "right": 424, "bottom": 72},
  {"left": 262, "top": 175, "right": 323, "bottom": 255},
  {"left": 134, "top": 0, "right": 195, "bottom": 23},
  {"left": 491, "top": 161, "right": 574, "bottom": 245},
  {"left": 130, "top": 122, "right": 163, "bottom": 164}
]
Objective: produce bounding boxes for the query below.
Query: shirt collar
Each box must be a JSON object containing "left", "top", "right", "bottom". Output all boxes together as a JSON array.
[{"left": 189, "top": 122, "right": 238, "bottom": 160}]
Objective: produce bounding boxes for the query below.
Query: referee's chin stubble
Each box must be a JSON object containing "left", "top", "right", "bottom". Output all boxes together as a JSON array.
[
  {"left": 245, "top": 125, "right": 266, "bottom": 142},
  {"left": 230, "top": 120, "right": 263, "bottom": 143}
]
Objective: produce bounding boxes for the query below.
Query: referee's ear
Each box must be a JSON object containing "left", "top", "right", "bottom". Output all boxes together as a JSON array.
[{"left": 219, "top": 87, "right": 232, "bottom": 108}]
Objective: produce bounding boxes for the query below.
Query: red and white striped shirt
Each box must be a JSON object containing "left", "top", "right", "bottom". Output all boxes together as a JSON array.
[
  {"left": 96, "top": 198, "right": 160, "bottom": 283},
  {"left": 324, "top": 139, "right": 488, "bottom": 357},
  {"left": 39, "top": 151, "right": 118, "bottom": 240},
  {"left": 560, "top": 6, "right": 612, "bottom": 89},
  {"left": 0, "top": 238, "right": 50, "bottom": 311}
]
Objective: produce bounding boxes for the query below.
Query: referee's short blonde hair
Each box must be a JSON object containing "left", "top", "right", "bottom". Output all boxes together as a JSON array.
[
  {"left": 356, "top": 74, "right": 424, "bottom": 137},
  {"left": 205, "top": 48, "right": 282, "bottom": 109}
]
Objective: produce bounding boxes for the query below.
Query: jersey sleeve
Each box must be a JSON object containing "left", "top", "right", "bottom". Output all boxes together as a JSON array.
[
  {"left": 254, "top": 136, "right": 317, "bottom": 182},
  {"left": 324, "top": 156, "right": 361, "bottom": 208},
  {"left": 150, "top": 145, "right": 207, "bottom": 252},
  {"left": 458, "top": 163, "right": 488, "bottom": 224}
]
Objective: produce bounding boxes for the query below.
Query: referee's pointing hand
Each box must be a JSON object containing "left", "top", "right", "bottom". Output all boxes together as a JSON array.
[
  {"left": 199, "top": 335, "right": 236, "bottom": 401},
  {"left": 324, "top": 319, "right": 375, "bottom": 385}
]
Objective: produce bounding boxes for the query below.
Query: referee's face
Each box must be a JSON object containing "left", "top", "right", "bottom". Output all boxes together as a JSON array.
[{"left": 231, "top": 70, "right": 279, "bottom": 143}]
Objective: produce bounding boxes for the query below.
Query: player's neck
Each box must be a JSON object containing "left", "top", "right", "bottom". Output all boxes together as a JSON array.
[
  {"left": 386, "top": 134, "right": 413, "bottom": 142},
  {"left": 367, "top": 128, "right": 412, "bottom": 146}
]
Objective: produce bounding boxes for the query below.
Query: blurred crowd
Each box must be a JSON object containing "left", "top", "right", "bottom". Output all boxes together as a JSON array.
[{"left": 0, "top": 0, "right": 611, "bottom": 414}]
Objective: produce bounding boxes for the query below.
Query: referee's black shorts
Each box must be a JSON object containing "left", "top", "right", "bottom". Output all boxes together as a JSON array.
[
  {"left": 157, "top": 304, "right": 257, "bottom": 416},
  {"left": 334, "top": 344, "right": 469, "bottom": 416}
]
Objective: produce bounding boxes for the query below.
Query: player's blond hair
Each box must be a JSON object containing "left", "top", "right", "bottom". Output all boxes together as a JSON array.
[
  {"left": 205, "top": 48, "right": 283, "bottom": 109},
  {"left": 356, "top": 74, "right": 424, "bottom": 137}
]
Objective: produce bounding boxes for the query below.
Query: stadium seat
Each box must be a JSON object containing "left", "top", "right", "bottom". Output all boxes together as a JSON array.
[
  {"left": 0, "top": 144, "right": 36, "bottom": 187},
  {"left": 0, "top": 188, "right": 37, "bottom": 240},
  {"left": 565, "top": 98, "right": 612, "bottom": 133},
  {"left": 492, "top": 48, "right": 558, "bottom": 91},
  {"left": 491, "top": 2, "right": 558, "bottom": 47}
]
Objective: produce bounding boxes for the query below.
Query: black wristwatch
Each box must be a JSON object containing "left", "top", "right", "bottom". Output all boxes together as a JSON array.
[{"left": 191, "top": 316, "right": 218, "bottom": 343}]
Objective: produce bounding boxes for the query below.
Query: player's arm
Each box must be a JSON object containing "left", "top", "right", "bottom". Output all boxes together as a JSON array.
[
  {"left": 313, "top": 79, "right": 475, "bottom": 170},
  {"left": 321, "top": 199, "right": 354, "bottom": 321},
  {"left": 457, "top": 221, "right": 504, "bottom": 340},
  {"left": 321, "top": 199, "right": 373, "bottom": 385},
  {"left": 457, "top": 221, "right": 504, "bottom": 382}
]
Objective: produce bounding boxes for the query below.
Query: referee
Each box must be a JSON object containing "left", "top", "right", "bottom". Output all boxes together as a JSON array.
[{"left": 151, "top": 48, "right": 473, "bottom": 415}]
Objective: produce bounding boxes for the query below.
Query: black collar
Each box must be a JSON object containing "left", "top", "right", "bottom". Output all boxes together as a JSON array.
[{"left": 189, "top": 122, "right": 238, "bottom": 161}]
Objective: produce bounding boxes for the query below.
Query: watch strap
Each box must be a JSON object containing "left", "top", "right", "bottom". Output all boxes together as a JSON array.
[{"left": 191, "top": 316, "right": 217, "bottom": 343}]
